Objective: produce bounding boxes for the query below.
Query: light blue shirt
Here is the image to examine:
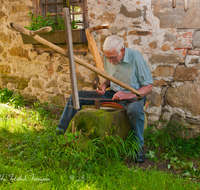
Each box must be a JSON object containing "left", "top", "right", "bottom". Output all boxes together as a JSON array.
[{"left": 104, "top": 47, "right": 153, "bottom": 92}]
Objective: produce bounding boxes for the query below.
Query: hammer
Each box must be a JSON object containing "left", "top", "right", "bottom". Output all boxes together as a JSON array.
[
  {"left": 85, "top": 24, "right": 110, "bottom": 91},
  {"left": 93, "top": 76, "right": 102, "bottom": 91}
]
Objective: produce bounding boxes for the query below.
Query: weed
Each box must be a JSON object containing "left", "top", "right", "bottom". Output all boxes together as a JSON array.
[{"left": 0, "top": 88, "right": 199, "bottom": 189}]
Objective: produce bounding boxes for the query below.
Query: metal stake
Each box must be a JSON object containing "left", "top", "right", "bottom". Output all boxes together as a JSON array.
[{"left": 63, "top": 0, "right": 80, "bottom": 110}]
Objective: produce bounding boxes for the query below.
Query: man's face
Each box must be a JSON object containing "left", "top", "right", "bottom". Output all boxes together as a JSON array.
[{"left": 104, "top": 48, "right": 124, "bottom": 65}]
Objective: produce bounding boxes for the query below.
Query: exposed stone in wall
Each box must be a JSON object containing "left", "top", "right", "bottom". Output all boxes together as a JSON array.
[
  {"left": 128, "top": 30, "right": 150, "bottom": 36},
  {"left": 164, "top": 33, "right": 177, "bottom": 42},
  {"left": 0, "top": 65, "right": 11, "bottom": 74},
  {"left": 0, "top": 33, "right": 11, "bottom": 44},
  {"left": 170, "top": 115, "right": 200, "bottom": 139},
  {"left": 173, "top": 66, "right": 199, "bottom": 81},
  {"left": 133, "top": 38, "right": 141, "bottom": 45},
  {"left": 0, "top": 46, "right": 4, "bottom": 54},
  {"left": 46, "top": 79, "right": 58, "bottom": 88},
  {"left": 153, "top": 79, "right": 170, "bottom": 86},
  {"left": 8, "top": 47, "right": 28, "bottom": 59},
  {"left": 152, "top": 0, "right": 200, "bottom": 28},
  {"left": 193, "top": 31, "right": 200, "bottom": 48},
  {"left": 32, "top": 79, "right": 44, "bottom": 89},
  {"left": 0, "top": 11, "right": 6, "bottom": 20},
  {"left": 120, "top": 4, "right": 142, "bottom": 18},
  {"left": 149, "top": 41, "right": 157, "bottom": 49},
  {"left": 161, "top": 44, "right": 170, "bottom": 51},
  {"left": 151, "top": 65, "right": 175, "bottom": 77},
  {"left": 10, "top": 4, "right": 32, "bottom": 14},
  {"left": 149, "top": 91, "right": 162, "bottom": 107},
  {"left": 188, "top": 50, "right": 200, "bottom": 56},
  {"left": 0, "top": 74, "right": 29, "bottom": 90},
  {"left": 149, "top": 54, "right": 184, "bottom": 63},
  {"left": 165, "top": 83, "right": 200, "bottom": 116},
  {"left": 97, "top": 12, "right": 116, "bottom": 23}
]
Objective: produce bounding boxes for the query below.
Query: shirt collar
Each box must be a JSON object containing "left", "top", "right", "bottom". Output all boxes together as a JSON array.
[{"left": 120, "top": 47, "right": 129, "bottom": 64}]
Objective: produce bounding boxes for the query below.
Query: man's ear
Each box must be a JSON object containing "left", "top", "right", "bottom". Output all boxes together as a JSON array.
[{"left": 121, "top": 47, "right": 125, "bottom": 54}]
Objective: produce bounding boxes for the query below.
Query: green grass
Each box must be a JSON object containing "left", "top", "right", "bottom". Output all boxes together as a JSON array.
[{"left": 0, "top": 88, "right": 199, "bottom": 189}]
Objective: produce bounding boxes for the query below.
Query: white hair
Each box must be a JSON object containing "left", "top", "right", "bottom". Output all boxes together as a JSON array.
[{"left": 103, "top": 36, "right": 124, "bottom": 53}]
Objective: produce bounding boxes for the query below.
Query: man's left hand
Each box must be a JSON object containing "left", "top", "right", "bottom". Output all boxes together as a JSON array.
[{"left": 112, "top": 91, "right": 136, "bottom": 101}]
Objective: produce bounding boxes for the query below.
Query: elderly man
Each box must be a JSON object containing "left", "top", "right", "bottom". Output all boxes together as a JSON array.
[{"left": 58, "top": 35, "right": 153, "bottom": 163}]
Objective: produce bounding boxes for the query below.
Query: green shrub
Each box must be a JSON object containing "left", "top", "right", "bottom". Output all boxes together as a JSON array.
[{"left": 25, "top": 11, "right": 81, "bottom": 31}]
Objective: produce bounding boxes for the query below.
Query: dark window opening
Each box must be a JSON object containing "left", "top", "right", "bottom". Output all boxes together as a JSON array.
[{"left": 33, "top": 0, "right": 88, "bottom": 29}]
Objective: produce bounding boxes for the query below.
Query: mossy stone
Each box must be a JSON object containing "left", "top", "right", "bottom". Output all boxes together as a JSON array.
[{"left": 68, "top": 109, "right": 131, "bottom": 141}]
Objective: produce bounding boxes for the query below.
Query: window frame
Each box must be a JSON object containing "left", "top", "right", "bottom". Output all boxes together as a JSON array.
[{"left": 33, "top": 0, "right": 88, "bottom": 29}]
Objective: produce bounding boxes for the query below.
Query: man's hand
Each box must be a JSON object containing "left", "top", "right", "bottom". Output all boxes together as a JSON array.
[
  {"left": 112, "top": 91, "right": 136, "bottom": 101},
  {"left": 97, "top": 83, "right": 107, "bottom": 95}
]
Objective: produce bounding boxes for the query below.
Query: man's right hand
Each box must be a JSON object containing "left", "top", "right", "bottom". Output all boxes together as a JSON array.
[{"left": 97, "top": 83, "right": 106, "bottom": 95}]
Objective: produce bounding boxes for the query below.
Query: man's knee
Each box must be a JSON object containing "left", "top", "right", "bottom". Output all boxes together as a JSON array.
[{"left": 127, "top": 103, "right": 144, "bottom": 118}]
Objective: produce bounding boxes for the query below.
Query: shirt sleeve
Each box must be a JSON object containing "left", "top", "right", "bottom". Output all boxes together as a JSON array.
[{"left": 134, "top": 51, "right": 153, "bottom": 87}]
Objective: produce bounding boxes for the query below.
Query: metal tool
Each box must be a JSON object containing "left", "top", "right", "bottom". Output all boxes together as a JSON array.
[
  {"left": 93, "top": 76, "right": 102, "bottom": 91},
  {"left": 63, "top": 0, "right": 80, "bottom": 110},
  {"left": 66, "top": 97, "right": 139, "bottom": 109}
]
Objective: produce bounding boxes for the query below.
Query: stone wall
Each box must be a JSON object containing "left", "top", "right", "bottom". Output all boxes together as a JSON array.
[{"left": 0, "top": 0, "right": 200, "bottom": 137}]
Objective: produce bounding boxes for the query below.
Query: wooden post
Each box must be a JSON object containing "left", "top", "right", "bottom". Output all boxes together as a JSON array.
[{"left": 63, "top": 1, "right": 80, "bottom": 110}]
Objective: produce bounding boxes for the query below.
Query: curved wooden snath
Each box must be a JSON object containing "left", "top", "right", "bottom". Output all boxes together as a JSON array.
[
  {"left": 85, "top": 24, "right": 110, "bottom": 72},
  {"left": 10, "top": 22, "right": 142, "bottom": 97}
]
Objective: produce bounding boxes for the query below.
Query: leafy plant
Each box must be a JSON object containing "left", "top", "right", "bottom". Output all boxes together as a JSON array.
[
  {"left": 0, "top": 88, "right": 25, "bottom": 108},
  {"left": 25, "top": 11, "right": 81, "bottom": 31}
]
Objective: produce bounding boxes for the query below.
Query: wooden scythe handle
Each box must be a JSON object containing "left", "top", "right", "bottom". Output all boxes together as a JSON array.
[
  {"left": 30, "top": 26, "right": 52, "bottom": 36},
  {"left": 10, "top": 23, "right": 142, "bottom": 97},
  {"left": 85, "top": 24, "right": 110, "bottom": 72}
]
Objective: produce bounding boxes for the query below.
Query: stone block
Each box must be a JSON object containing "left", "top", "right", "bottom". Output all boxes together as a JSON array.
[
  {"left": 165, "top": 83, "right": 200, "bottom": 116},
  {"left": 170, "top": 115, "right": 200, "bottom": 139},
  {"left": 149, "top": 54, "right": 185, "bottom": 64},
  {"left": 32, "top": 79, "right": 44, "bottom": 89},
  {"left": 97, "top": 12, "right": 116, "bottom": 23},
  {"left": 11, "top": 4, "right": 32, "bottom": 14},
  {"left": 67, "top": 109, "right": 147, "bottom": 141},
  {"left": 46, "top": 79, "right": 58, "bottom": 88},
  {"left": 151, "top": 65, "right": 175, "bottom": 77},
  {"left": 133, "top": 38, "right": 141, "bottom": 45},
  {"left": 148, "top": 91, "right": 162, "bottom": 108},
  {"left": 152, "top": 0, "right": 200, "bottom": 28},
  {"left": 164, "top": 33, "right": 176, "bottom": 42},
  {"left": 173, "top": 66, "right": 198, "bottom": 82},
  {"left": 0, "top": 33, "right": 11, "bottom": 44},
  {"left": 149, "top": 42, "right": 157, "bottom": 49},
  {"left": 153, "top": 79, "right": 170, "bottom": 86},
  {"left": 0, "top": 11, "right": 6, "bottom": 19},
  {"left": 161, "top": 44, "right": 170, "bottom": 52},
  {"left": 0, "top": 74, "right": 29, "bottom": 90},
  {"left": 8, "top": 47, "right": 28, "bottom": 59},
  {"left": 128, "top": 30, "right": 150, "bottom": 36},
  {"left": 0, "top": 65, "right": 11, "bottom": 74},
  {"left": 0, "top": 46, "right": 4, "bottom": 54},
  {"left": 120, "top": 5, "right": 142, "bottom": 18},
  {"left": 193, "top": 31, "right": 200, "bottom": 48},
  {"left": 188, "top": 50, "right": 200, "bottom": 56}
]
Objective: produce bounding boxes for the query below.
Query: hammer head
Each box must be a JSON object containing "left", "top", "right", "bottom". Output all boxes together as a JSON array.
[{"left": 93, "top": 77, "right": 99, "bottom": 90}]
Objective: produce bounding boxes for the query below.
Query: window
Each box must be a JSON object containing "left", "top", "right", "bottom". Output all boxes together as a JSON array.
[{"left": 33, "top": 0, "right": 88, "bottom": 29}]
